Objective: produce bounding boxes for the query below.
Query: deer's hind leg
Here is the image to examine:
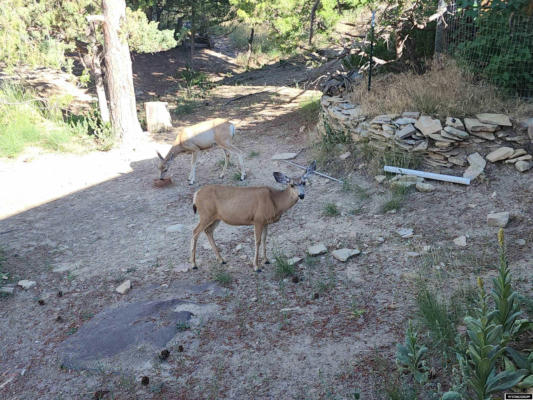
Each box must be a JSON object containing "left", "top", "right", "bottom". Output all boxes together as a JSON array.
[
  {"left": 204, "top": 220, "right": 225, "bottom": 264},
  {"left": 190, "top": 216, "right": 215, "bottom": 269},
  {"left": 253, "top": 223, "right": 265, "bottom": 272},
  {"left": 223, "top": 144, "right": 246, "bottom": 181}
]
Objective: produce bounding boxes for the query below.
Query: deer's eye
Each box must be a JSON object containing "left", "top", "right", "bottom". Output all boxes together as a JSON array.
[
  {"left": 290, "top": 184, "right": 295, "bottom": 188},
  {"left": 302, "top": 182, "right": 306, "bottom": 186}
]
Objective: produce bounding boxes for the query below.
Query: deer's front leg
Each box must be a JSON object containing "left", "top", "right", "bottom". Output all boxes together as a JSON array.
[
  {"left": 188, "top": 151, "right": 198, "bottom": 185},
  {"left": 253, "top": 223, "right": 264, "bottom": 272},
  {"left": 262, "top": 225, "right": 270, "bottom": 265},
  {"left": 219, "top": 149, "right": 230, "bottom": 179}
]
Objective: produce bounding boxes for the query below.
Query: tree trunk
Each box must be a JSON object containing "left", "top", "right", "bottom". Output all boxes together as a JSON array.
[
  {"left": 246, "top": 27, "right": 254, "bottom": 68},
  {"left": 189, "top": 5, "right": 196, "bottom": 68},
  {"left": 101, "top": 0, "right": 142, "bottom": 143},
  {"left": 309, "top": 0, "right": 321, "bottom": 46},
  {"left": 86, "top": 22, "right": 110, "bottom": 123}
]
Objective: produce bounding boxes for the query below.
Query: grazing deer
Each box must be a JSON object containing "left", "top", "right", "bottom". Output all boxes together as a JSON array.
[
  {"left": 157, "top": 118, "right": 246, "bottom": 185},
  {"left": 190, "top": 161, "right": 316, "bottom": 272}
]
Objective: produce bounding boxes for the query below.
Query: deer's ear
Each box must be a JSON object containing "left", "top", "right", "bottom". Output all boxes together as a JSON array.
[
  {"left": 273, "top": 172, "right": 289, "bottom": 184},
  {"left": 303, "top": 160, "right": 316, "bottom": 180},
  {"left": 157, "top": 151, "right": 164, "bottom": 160}
]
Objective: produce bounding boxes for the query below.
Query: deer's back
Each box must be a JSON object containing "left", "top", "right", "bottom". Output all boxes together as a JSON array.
[
  {"left": 176, "top": 119, "right": 232, "bottom": 151},
  {"left": 195, "top": 185, "right": 277, "bottom": 226}
]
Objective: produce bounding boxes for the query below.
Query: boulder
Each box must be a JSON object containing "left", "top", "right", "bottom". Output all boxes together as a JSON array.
[
  {"left": 395, "top": 124, "right": 416, "bottom": 139},
  {"left": 453, "top": 236, "right": 467, "bottom": 247}
]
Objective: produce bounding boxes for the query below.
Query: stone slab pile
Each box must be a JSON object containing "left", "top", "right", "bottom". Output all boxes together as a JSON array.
[{"left": 318, "top": 96, "right": 531, "bottom": 173}]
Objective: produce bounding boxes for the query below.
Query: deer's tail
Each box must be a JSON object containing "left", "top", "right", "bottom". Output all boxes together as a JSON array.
[{"left": 192, "top": 191, "right": 198, "bottom": 214}]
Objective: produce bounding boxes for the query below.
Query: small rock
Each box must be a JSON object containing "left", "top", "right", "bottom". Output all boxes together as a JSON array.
[
  {"left": 415, "top": 116, "right": 442, "bottom": 136},
  {"left": 453, "top": 236, "right": 467, "bottom": 247},
  {"left": 445, "top": 117, "right": 465, "bottom": 130},
  {"left": 375, "top": 175, "right": 387, "bottom": 184},
  {"left": 402, "top": 111, "right": 420, "bottom": 119},
  {"left": 486, "top": 147, "right": 515, "bottom": 162},
  {"left": 443, "top": 126, "right": 469, "bottom": 139},
  {"left": 115, "top": 280, "right": 132, "bottom": 295},
  {"left": 280, "top": 307, "right": 302, "bottom": 313},
  {"left": 174, "top": 264, "right": 189, "bottom": 273},
  {"left": 464, "top": 118, "right": 499, "bottom": 133},
  {"left": 331, "top": 248, "right": 360, "bottom": 262},
  {"left": 467, "top": 152, "right": 487, "bottom": 169},
  {"left": 416, "top": 182, "right": 435, "bottom": 192},
  {"left": 271, "top": 152, "right": 298, "bottom": 160},
  {"left": 515, "top": 161, "right": 532, "bottom": 172},
  {"left": 422, "top": 245, "right": 432, "bottom": 252},
  {"left": 511, "top": 149, "right": 527, "bottom": 158},
  {"left": 166, "top": 224, "right": 187, "bottom": 233},
  {"left": 397, "top": 228, "right": 414, "bottom": 238},
  {"left": 516, "top": 239, "right": 526, "bottom": 246},
  {"left": 476, "top": 113, "right": 512, "bottom": 127},
  {"left": 395, "top": 124, "right": 416, "bottom": 139},
  {"left": 339, "top": 151, "right": 351, "bottom": 160},
  {"left": 406, "top": 252, "right": 420, "bottom": 257},
  {"left": 463, "top": 165, "right": 484, "bottom": 180},
  {"left": 487, "top": 212, "right": 510, "bottom": 228},
  {"left": 0, "top": 286, "right": 15, "bottom": 294},
  {"left": 394, "top": 117, "right": 417, "bottom": 125},
  {"left": 505, "top": 155, "right": 532, "bottom": 164},
  {"left": 17, "top": 280, "right": 36, "bottom": 290},
  {"left": 307, "top": 243, "right": 327, "bottom": 256},
  {"left": 401, "top": 272, "right": 418, "bottom": 281},
  {"left": 234, "top": 244, "right": 243, "bottom": 253},
  {"left": 287, "top": 257, "right": 302, "bottom": 266}
]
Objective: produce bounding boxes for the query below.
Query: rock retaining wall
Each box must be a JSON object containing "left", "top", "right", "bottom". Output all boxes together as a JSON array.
[{"left": 317, "top": 95, "right": 532, "bottom": 175}]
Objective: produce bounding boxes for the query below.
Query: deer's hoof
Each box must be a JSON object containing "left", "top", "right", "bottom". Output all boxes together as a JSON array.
[
  {"left": 255, "top": 268, "right": 262, "bottom": 273},
  {"left": 192, "top": 265, "right": 198, "bottom": 270},
  {"left": 264, "top": 260, "right": 270, "bottom": 265},
  {"left": 240, "top": 175, "right": 246, "bottom": 181},
  {"left": 221, "top": 260, "right": 227, "bottom": 265}
]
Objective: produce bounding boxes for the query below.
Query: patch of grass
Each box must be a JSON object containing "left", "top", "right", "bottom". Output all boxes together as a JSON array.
[
  {"left": 381, "top": 196, "right": 403, "bottom": 213},
  {"left": 176, "top": 321, "right": 190, "bottom": 332},
  {"left": 248, "top": 151, "right": 259, "bottom": 158},
  {"left": 232, "top": 172, "right": 242, "bottom": 181},
  {"left": 348, "top": 57, "right": 532, "bottom": 119},
  {"left": 300, "top": 95, "right": 321, "bottom": 124},
  {"left": 172, "top": 98, "right": 203, "bottom": 116},
  {"left": 212, "top": 266, "right": 232, "bottom": 287},
  {"left": 216, "top": 158, "right": 235, "bottom": 168},
  {"left": 0, "top": 83, "right": 110, "bottom": 157},
  {"left": 274, "top": 252, "right": 295, "bottom": 279},
  {"left": 415, "top": 287, "right": 457, "bottom": 351},
  {"left": 323, "top": 203, "right": 340, "bottom": 217}
]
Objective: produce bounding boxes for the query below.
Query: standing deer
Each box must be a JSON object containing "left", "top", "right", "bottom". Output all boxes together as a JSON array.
[
  {"left": 157, "top": 118, "right": 246, "bottom": 184},
  {"left": 190, "top": 161, "right": 316, "bottom": 272}
]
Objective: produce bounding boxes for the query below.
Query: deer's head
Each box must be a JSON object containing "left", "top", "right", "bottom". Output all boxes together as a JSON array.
[
  {"left": 156, "top": 151, "right": 174, "bottom": 179},
  {"left": 273, "top": 161, "right": 316, "bottom": 200}
]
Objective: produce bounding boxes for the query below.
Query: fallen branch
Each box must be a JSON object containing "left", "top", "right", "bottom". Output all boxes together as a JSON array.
[
  {"left": 223, "top": 90, "right": 269, "bottom": 106},
  {"left": 278, "top": 160, "right": 343, "bottom": 183}
]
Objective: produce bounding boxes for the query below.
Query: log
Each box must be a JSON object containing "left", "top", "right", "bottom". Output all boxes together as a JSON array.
[{"left": 145, "top": 101, "right": 172, "bottom": 133}]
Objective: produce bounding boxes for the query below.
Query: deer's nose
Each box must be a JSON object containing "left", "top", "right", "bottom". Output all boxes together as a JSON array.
[{"left": 299, "top": 194, "right": 305, "bottom": 200}]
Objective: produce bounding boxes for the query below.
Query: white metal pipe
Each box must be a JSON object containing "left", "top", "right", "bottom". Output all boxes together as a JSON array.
[{"left": 384, "top": 166, "right": 470, "bottom": 185}]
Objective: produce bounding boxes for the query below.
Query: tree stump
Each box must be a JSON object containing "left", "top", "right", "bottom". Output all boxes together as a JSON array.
[{"left": 145, "top": 102, "right": 173, "bottom": 133}]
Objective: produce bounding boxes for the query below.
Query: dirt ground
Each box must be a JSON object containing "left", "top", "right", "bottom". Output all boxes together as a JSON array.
[{"left": 1, "top": 45, "right": 532, "bottom": 400}]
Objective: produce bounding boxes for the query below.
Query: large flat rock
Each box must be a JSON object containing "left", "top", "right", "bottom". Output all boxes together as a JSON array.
[{"left": 59, "top": 298, "right": 196, "bottom": 370}]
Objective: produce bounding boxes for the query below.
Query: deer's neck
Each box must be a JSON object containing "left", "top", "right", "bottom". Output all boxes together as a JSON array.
[
  {"left": 166, "top": 144, "right": 184, "bottom": 161},
  {"left": 272, "top": 187, "right": 298, "bottom": 214}
]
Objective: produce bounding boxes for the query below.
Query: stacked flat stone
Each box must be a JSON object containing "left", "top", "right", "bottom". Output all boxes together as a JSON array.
[{"left": 318, "top": 97, "right": 531, "bottom": 172}]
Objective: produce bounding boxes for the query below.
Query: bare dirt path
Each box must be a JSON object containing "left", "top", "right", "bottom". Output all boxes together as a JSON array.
[{"left": 1, "top": 45, "right": 532, "bottom": 400}]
